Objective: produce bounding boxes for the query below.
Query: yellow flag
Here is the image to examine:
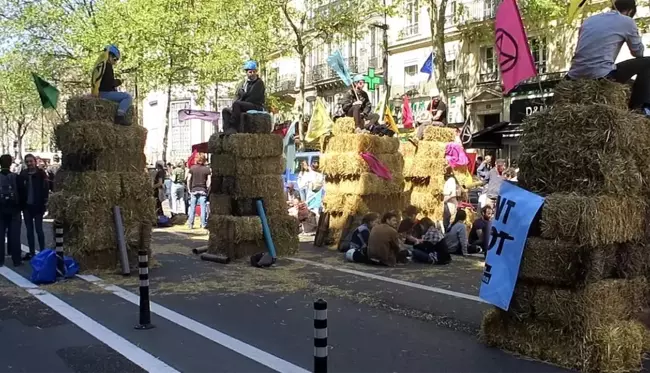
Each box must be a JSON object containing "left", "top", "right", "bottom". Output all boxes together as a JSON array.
[
  {"left": 567, "top": 0, "right": 588, "bottom": 23},
  {"left": 384, "top": 105, "right": 399, "bottom": 134},
  {"left": 305, "top": 97, "right": 334, "bottom": 142},
  {"left": 91, "top": 51, "right": 109, "bottom": 97}
]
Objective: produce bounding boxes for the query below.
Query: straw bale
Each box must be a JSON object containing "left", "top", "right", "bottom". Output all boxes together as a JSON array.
[
  {"left": 519, "top": 237, "right": 616, "bottom": 286},
  {"left": 518, "top": 104, "right": 650, "bottom": 195},
  {"left": 509, "top": 278, "right": 647, "bottom": 329},
  {"left": 208, "top": 233, "right": 264, "bottom": 259},
  {"left": 452, "top": 165, "right": 476, "bottom": 188},
  {"left": 212, "top": 175, "right": 284, "bottom": 198},
  {"left": 66, "top": 96, "right": 136, "bottom": 123},
  {"left": 268, "top": 214, "right": 300, "bottom": 256},
  {"left": 325, "top": 134, "right": 399, "bottom": 154},
  {"left": 553, "top": 79, "right": 630, "bottom": 109},
  {"left": 398, "top": 140, "right": 418, "bottom": 157},
  {"left": 208, "top": 215, "right": 264, "bottom": 244},
  {"left": 221, "top": 134, "right": 283, "bottom": 158},
  {"left": 60, "top": 149, "right": 146, "bottom": 173},
  {"left": 323, "top": 192, "right": 406, "bottom": 214},
  {"left": 211, "top": 154, "right": 284, "bottom": 176},
  {"left": 421, "top": 126, "right": 456, "bottom": 142},
  {"left": 537, "top": 193, "right": 645, "bottom": 246},
  {"left": 209, "top": 194, "right": 232, "bottom": 216},
  {"left": 615, "top": 243, "right": 650, "bottom": 279},
  {"left": 406, "top": 153, "right": 447, "bottom": 178},
  {"left": 481, "top": 308, "right": 646, "bottom": 373},
  {"left": 230, "top": 197, "right": 285, "bottom": 217},
  {"left": 208, "top": 133, "right": 223, "bottom": 154},
  {"left": 325, "top": 173, "right": 404, "bottom": 195},
  {"left": 327, "top": 212, "right": 351, "bottom": 244},
  {"left": 53, "top": 171, "right": 152, "bottom": 203},
  {"left": 332, "top": 117, "right": 356, "bottom": 135},
  {"left": 55, "top": 120, "right": 147, "bottom": 154},
  {"left": 241, "top": 112, "right": 273, "bottom": 134},
  {"left": 320, "top": 152, "right": 404, "bottom": 177}
]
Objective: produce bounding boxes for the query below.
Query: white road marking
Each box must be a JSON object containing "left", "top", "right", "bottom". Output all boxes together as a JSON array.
[
  {"left": 0, "top": 266, "right": 180, "bottom": 373},
  {"left": 77, "top": 274, "right": 310, "bottom": 373},
  {"left": 288, "top": 257, "right": 488, "bottom": 304}
]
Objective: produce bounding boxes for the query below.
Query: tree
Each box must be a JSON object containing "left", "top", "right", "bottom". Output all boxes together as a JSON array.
[{"left": 428, "top": 0, "right": 449, "bottom": 100}]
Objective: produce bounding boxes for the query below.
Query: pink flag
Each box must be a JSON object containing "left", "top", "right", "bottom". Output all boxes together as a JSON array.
[
  {"left": 495, "top": 0, "right": 537, "bottom": 93},
  {"left": 402, "top": 95, "right": 414, "bottom": 129}
]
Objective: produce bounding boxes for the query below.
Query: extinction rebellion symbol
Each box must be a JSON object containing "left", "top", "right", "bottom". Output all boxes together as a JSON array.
[{"left": 495, "top": 28, "right": 518, "bottom": 73}]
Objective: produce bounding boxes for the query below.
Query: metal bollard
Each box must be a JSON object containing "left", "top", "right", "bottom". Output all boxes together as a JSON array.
[
  {"left": 54, "top": 221, "right": 65, "bottom": 277},
  {"left": 313, "top": 299, "right": 328, "bottom": 373},
  {"left": 134, "top": 248, "right": 154, "bottom": 330}
]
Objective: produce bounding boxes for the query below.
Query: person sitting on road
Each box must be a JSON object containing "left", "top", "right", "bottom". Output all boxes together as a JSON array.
[
  {"left": 468, "top": 206, "right": 492, "bottom": 255},
  {"left": 398, "top": 205, "right": 424, "bottom": 245},
  {"left": 92, "top": 44, "right": 132, "bottom": 126},
  {"left": 367, "top": 211, "right": 409, "bottom": 266},
  {"left": 345, "top": 212, "right": 379, "bottom": 263},
  {"left": 411, "top": 218, "right": 452, "bottom": 265},
  {"left": 340, "top": 75, "right": 380, "bottom": 132},
  {"left": 444, "top": 209, "right": 469, "bottom": 256},
  {"left": 567, "top": 0, "right": 650, "bottom": 115},
  {"left": 222, "top": 60, "right": 266, "bottom": 134}
]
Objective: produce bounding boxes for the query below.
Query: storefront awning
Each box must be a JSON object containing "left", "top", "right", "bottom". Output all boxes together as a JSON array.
[{"left": 468, "top": 121, "right": 510, "bottom": 149}]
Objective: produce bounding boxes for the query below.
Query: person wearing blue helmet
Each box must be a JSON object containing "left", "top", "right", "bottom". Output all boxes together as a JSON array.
[
  {"left": 222, "top": 60, "right": 266, "bottom": 133},
  {"left": 340, "top": 74, "right": 379, "bottom": 132},
  {"left": 94, "top": 44, "right": 133, "bottom": 125}
]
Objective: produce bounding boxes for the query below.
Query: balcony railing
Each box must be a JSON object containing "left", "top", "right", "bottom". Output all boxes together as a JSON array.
[
  {"left": 446, "top": 73, "right": 469, "bottom": 92},
  {"left": 269, "top": 75, "right": 297, "bottom": 93},
  {"left": 479, "top": 70, "right": 499, "bottom": 83},
  {"left": 309, "top": 57, "right": 358, "bottom": 84},
  {"left": 455, "top": 0, "right": 501, "bottom": 24},
  {"left": 398, "top": 23, "right": 419, "bottom": 39},
  {"left": 368, "top": 55, "right": 382, "bottom": 69}
]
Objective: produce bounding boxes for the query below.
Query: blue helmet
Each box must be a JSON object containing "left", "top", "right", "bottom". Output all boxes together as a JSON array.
[
  {"left": 106, "top": 44, "right": 120, "bottom": 60},
  {"left": 243, "top": 60, "right": 258, "bottom": 71},
  {"left": 353, "top": 74, "right": 365, "bottom": 83}
]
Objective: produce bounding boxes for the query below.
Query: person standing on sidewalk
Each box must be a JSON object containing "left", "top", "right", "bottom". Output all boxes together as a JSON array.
[
  {"left": 186, "top": 154, "right": 211, "bottom": 229},
  {"left": 20, "top": 154, "right": 49, "bottom": 260},
  {"left": 170, "top": 160, "right": 186, "bottom": 215},
  {"left": 0, "top": 154, "right": 24, "bottom": 267}
]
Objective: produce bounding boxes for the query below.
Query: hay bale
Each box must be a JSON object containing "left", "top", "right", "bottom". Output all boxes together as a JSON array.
[
  {"left": 553, "top": 79, "right": 630, "bottom": 110},
  {"left": 208, "top": 133, "right": 223, "bottom": 154},
  {"left": 320, "top": 152, "right": 404, "bottom": 177},
  {"left": 207, "top": 233, "right": 264, "bottom": 259},
  {"left": 452, "top": 165, "right": 476, "bottom": 188},
  {"left": 398, "top": 139, "right": 418, "bottom": 157},
  {"left": 61, "top": 149, "right": 146, "bottom": 173},
  {"left": 209, "top": 194, "right": 232, "bottom": 215},
  {"left": 421, "top": 126, "right": 456, "bottom": 142},
  {"left": 406, "top": 151, "right": 447, "bottom": 178},
  {"left": 325, "top": 134, "right": 399, "bottom": 154},
  {"left": 325, "top": 173, "right": 404, "bottom": 195},
  {"left": 481, "top": 308, "right": 646, "bottom": 373},
  {"left": 323, "top": 192, "right": 406, "bottom": 214},
  {"left": 268, "top": 214, "right": 300, "bottom": 256},
  {"left": 55, "top": 121, "right": 147, "bottom": 154},
  {"left": 241, "top": 112, "right": 273, "bottom": 134},
  {"left": 520, "top": 238, "right": 616, "bottom": 286},
  {"left": 66, "top": 96, "right": 136, "bottom": 123},
  {"left": 230, "top": 197, "right": 285, "bottom": 217},
  {"left": 53, "top": 171, "right": 152, "bottom": 203},
  {"left": 518, "top": 104, "right": 650, "bottom": 195},
  {"left": 537, "top": 193, "right": 645, "bottom": 246},
  {"left": 409, "top": 191, "right": 444, "bottom": 221},
  {"left": 332, "top": 117, "right": 356, "bottom": 135},
  {"left": 208, "top": 215, "right": 264, "bottom": 243},
  {"left": 615, "top": 243, "right": 650, "bottom": 278},
  {"left": 509, "top": 278, "right": 647, "bottom": 329},
  {"left": 221, "top": 133, "right": 283, "bottom": 158},
  {"left": 212, "top": 175, "right": 284, "bottom": 198},
  {"left": 211, "top": 155, "right": 284, "bottom": 176}
]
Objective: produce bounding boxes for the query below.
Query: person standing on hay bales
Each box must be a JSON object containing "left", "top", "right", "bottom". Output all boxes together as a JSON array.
[
  {"left": 221, "top": 60, "right": 265, "bottom": 134},
  {"left": 91, "top": 44, "right": 132, "bottom": 126},
  {"left": 19, "top": 154, "right": 49, "bottom": 260},
  {"left": 0, "top": 155, "right": 24, "bottom": 267},
  {"left": 186, "top": 154, "right": 211, "bottom": 230},
  {"left": 567, "top": 0, "right": 650, "bottom": 113},
  {"left": 340, "top": 75, "right": 380, "bottom": 132}
]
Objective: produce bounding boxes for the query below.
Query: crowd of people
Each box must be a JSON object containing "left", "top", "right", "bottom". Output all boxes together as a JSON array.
[
  {"left": 0, "top": 153, "right": 60, "bottom": 267},
  {"left": 285, "top": 159, "right": 324, "bottom": 234}
]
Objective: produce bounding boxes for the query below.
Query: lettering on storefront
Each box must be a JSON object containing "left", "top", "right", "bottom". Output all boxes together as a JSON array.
[{"left": 509, "top": 96, "right": 551, "bottom": 123}]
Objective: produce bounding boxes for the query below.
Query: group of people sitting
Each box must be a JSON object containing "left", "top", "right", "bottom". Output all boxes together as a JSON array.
[{"left": 341, "top": 204, "right": 494, "bottom": 267}]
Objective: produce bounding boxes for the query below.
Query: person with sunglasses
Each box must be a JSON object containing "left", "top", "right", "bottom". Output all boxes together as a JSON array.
[{"left": 94, "top": 44, "right": 133, "bottom": 125}]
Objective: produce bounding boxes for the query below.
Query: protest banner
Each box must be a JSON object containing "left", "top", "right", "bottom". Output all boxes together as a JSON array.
[{"left": 479, "top": 182, "right": 544, "bottom": 310}]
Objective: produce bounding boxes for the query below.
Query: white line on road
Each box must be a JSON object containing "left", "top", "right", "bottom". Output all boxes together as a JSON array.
[
  {"left": 0, "top": 266, "right": 180, "bottom": 373},
  {"left": 288, "top": 257, "right": 488, "bottom": 304}
]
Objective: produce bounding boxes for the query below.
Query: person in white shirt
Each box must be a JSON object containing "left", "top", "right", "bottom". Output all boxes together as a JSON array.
[
  {"left": 296, "top": 160, "right": 311, "bottom": 202},
  {"left": 442, "top": 166, "right": 461, "bottom": 231}
]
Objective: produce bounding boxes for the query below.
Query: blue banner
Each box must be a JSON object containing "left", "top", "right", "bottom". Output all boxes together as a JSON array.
[
  {"left": 327, "top": 50, "right": 353, "bottom": 86},
  {"left": 420, "top": 52, "right": 434, "bottom": 81},
  {"left": 479, "top": 182, "right": 544, "bottom": 310}
]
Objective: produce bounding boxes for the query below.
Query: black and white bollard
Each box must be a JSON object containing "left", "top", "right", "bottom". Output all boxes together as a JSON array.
[
  {"left": 134, "top": 248, "right": 154, "bottom": 330},
  {"left": 54, "top": 221, "right": 65, "bottom": 277},
  {"left": 313, "top": 299, "right": 328, "bottom": 373}
]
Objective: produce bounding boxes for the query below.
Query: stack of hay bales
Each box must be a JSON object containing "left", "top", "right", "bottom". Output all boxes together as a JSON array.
[
  {"left": 481, "top": 79, "right": 650, "bottom": 372},
  {"left": 207, "top": 113, "right": 299, "bottom": 259},
  {"left": 50, "top": 97, "right": 154, "bottom": 270},
  {"left": 320, "top": 117, "right": 405, "bottom": 244}
]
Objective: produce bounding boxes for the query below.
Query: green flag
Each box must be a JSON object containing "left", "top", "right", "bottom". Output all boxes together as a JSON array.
[{"left": 31, "top": 73, "right": 59, "bottom": 109}]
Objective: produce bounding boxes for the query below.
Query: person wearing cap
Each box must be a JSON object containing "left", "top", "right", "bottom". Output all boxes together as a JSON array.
[
  {"left": 92, "top": 44, "right": 132, "bottom": 125},
  {"left": 415, "top": 88, "right": 447, "bottom": 139},
  {"left": 222, "top": 60, "right": 266, "bottom": 134},
  {"left": 340, "top": 74, "right": 379, "bottom": 131},
  {"left": 567, "top": 0, "right": 650, "bottom": 114}
]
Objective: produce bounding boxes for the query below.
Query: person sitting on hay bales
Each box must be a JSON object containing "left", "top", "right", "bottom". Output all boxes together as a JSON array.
[
  {"left": 567, "top": 0, "right": 650, "bottom": 114},
  {"left": 344, "top": 212, "right": 379, "bottom": 263},
  {"left": 367, "top": 211, "right": 409, "bottom": 266},
  {"left": 0, "top": 154, "right": 24, "bottom": 267},
  {"left": 221, "top": 60, "right": 265, "bottom": 134},
  {"left": 340, "top": 75, "right": 380, "bottom": 133},
  {"left": 411, "top": 218, "right": 451, "bottom": 265},
  {"left": 414, "top": 89, "right": 447, "bottom": 140},
  {"left": 443, "top": 209, "right": 469, "bottom": 256},
  {"left": 468, "top": 205, "right": 493, "bottom": 255},
  {"left": 91, "top": 45, "right": 132, "bottom": 126}
]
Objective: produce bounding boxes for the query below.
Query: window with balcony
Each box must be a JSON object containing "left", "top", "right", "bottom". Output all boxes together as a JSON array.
[
  {"left": 483, "top": 0, "right": 499, "bottom": 19},
  {"left": 445, "top": 50, "right": 458, "bottom": 91},
  {"left": 480, "top": 46, "right": 498, "bottom": 82},
  {"left": 400, "top": 0, "right": 419, "bottom": 39},
  {"left": 404, "top": 64, "right": 419, "bottom": 91},
  {"left": 370, "top": 28, "right": 381, "bottom": 69},
  {"left": 445, "top": 1, "right": 458, "bottom": 27},
  {"left": 529, "top": 37, "right": 548, "bottom": 74}
]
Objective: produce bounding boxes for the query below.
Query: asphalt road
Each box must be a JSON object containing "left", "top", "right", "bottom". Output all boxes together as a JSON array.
[{"left": 0, "top": 219, "right": 591, "bottom": 372}]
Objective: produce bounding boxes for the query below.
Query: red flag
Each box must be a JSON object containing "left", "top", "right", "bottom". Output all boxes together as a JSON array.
[
  {"left": 187, "top": 149, "right": 198, "bottom": 168},
  {"left": 402, "top": 95, "right": 414, "bottom": 129},
  {"left": 495, "top": 0, "right": 537, "bottom": 93}
]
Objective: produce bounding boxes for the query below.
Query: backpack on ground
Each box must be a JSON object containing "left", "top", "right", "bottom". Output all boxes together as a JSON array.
[{"left": 0, "top": 173, "right": 19, "bottom": 210}]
